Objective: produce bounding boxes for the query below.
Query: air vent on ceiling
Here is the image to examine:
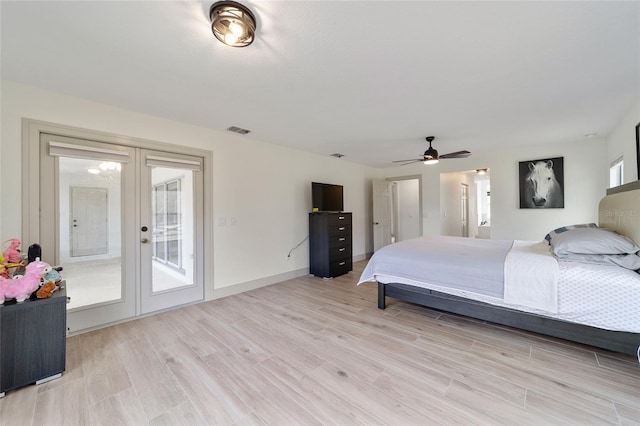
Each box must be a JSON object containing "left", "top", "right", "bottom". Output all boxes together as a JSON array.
[
  {"left": 331, "top": 153, "right": 345, "bottom": 158},
  {"left": 227, "top": 126, "right": 251, "bottom": 135}
]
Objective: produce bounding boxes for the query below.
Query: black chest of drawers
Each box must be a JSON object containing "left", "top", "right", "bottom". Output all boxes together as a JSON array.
[{"left": 309, "top": 212, "right": 353, "bottom": 278}]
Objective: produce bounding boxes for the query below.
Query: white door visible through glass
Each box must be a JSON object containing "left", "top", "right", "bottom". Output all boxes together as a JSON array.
[{"left": 70, "top": 186, "right": 109, "bottom": 257}]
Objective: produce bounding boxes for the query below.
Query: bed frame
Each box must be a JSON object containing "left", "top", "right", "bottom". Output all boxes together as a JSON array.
[{"left": 377, "top": 181, "right": 640, "bottom": 356}]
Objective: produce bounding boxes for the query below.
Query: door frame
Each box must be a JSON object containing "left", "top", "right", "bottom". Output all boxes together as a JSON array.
[
  {"left": 22, "top": 119, "right": 214, "bottom": 326},
  {"left": 461, "top": 183, "right": 469, "bottom": 237}
]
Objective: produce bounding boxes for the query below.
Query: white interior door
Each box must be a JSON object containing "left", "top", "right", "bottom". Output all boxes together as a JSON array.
[
  {"left": 139, "top": 150, "right": 204, "bottom": 314},
  {"left": 70, "top": 186, "right": 109, "bottom": 257},
  {"left": 373, "top": 179, "right": 392, "bottom": 252}
]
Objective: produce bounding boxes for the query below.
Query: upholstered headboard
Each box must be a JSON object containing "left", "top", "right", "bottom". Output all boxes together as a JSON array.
[{"left": 598, "top": 181, "right": 640, "bottom": 245}]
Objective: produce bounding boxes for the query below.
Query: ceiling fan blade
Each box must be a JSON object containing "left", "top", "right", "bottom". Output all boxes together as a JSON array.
[
  {"left": 440, "top": 150, "right": 471, "bottom": 159},
  {"left": 392, "top": 158, "right": 423, "bottom": 163}
]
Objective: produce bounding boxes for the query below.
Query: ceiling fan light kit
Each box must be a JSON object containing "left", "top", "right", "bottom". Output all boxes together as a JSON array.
[
  {"left": 423, "top": 136, "right": 439, "bottom": 164},
  {"left": 393, "top": 136, "right": 471, "bottom": 166},
  {"left": 210, "top": 1, "right": 256, "bottom": 47}
]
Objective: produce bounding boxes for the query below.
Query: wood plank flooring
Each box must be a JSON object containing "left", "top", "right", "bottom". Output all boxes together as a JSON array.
[{"left": 1, "top": 260, "right": 639, "bottom": 425}]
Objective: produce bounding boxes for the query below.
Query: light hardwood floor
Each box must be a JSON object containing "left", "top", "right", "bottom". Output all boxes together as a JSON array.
[{"left": 1, "top": 260, "right": 639, "bottom": 425}]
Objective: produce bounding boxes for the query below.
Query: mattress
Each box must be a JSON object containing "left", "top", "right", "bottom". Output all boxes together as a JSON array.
[{"left": 360, "top": 240, "right": 640, "bottom": 333}]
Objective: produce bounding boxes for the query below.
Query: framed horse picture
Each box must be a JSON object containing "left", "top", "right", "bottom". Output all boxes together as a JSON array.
[{"left": 519, "top": 156, "right": 564, "bottom": 208}]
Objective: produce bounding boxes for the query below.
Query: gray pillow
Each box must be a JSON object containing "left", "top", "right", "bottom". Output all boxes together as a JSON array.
[
  {"left": 550, "top": 227, "right": 640, "bottom": 256},
  {"left": 544, "top": 223, "right": 598, "bottom": 245},
  {"left": 556, "top": 253, "right": 640, "bottom": 270}
]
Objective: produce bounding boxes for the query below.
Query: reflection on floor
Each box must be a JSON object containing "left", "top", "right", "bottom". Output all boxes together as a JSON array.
[{"left": 62, "top": 258, "right": 190, "bottom": 310}]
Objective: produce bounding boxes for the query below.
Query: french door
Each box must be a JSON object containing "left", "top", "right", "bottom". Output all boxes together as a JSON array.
[
  {"left": 39, "top": 134, "right": 204, "bottom": 332},
  {"left": 139, "top": 149, "right": 204, "bottom": 314}
]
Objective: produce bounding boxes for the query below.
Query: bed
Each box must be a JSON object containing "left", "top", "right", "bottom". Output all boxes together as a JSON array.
[{"left": 359, "top": 182, "right": 640, "bottom": 356}]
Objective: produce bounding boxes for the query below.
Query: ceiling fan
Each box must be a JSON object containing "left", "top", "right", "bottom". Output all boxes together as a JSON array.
[{"left": 393, "top": 136, "right": 471, "bottom": 165}]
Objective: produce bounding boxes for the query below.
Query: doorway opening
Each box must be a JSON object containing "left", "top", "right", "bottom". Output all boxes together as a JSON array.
[
  {"left": 440, "top": 169, "right": 490, "bottom": 238},
  {"left": 390, "top": 178, "right": 421, "bottom": 243},
  {"left": 372, "top": 176, "right": 422, "bottom": 252}
]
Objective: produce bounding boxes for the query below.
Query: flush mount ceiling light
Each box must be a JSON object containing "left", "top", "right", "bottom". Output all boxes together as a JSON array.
[{"left": 210, "top": 1, "right": 256, "bottom": 47}]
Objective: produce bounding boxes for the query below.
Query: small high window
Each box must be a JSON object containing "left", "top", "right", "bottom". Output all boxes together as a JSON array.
[{"left": 609, "top": 157, "right": 624, "bottom": 188}]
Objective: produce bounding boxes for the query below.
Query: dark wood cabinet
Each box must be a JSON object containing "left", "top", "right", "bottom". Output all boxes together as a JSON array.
[
  {"left": 0, "top": 288, "right": 66, "bottom": 396},
  {"left": 309, "top": 212, "right": 353, "bottom": 278}
]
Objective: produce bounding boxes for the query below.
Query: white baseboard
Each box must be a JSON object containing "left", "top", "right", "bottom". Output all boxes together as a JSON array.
[
  {"left": 211, "top": 267, "right": 309, "bottom": 300},
  {"left": 354, "top": 253, "right": 369, "bottom": 262},
  {"left": 210, "top": 253, "right": 369, "bottom": 300}
]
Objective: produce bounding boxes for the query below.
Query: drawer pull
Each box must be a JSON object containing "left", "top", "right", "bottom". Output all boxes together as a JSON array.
[
  {"left": 339, "top": 237, "right": 345, "bottom": 241},
  {"left": 339, "top": 227, "right": 345, "bottom": 231},
  {"left": 339, "top": 248, "right": 345, "bottom": 252},
  {"left": 338, "top": 216, "right": 345, "bottom": 220},
  {"left": 339, "top": 261, "right": 346, "bottom": 266}
]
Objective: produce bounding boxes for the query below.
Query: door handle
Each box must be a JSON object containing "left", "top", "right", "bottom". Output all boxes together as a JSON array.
[
  {"left": 141, "top": 238, "right": 149, "bottom": 244},
  {"left": 374, "top": 222, "right": 380, "bottom": 225}
]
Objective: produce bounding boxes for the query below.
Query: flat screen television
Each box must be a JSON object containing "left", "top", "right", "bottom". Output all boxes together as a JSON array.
[{"left": 312, "top": 182, "right": 344, "bottom": 212}]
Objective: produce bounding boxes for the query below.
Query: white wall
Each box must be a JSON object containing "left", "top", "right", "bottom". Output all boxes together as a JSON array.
[
  {"left": 382, "top": 138, "right": 607, "bottom": 241},
  {"left": 606, "top": 99, "right": 640, "bottom": 184},
  {"left": 0, "top": 81, "right": 377, "bottom": 294}
]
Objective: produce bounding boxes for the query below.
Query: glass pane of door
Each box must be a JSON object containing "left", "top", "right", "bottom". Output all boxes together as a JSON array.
[
  {"left": 151, "top": 173, "right": 192, "bottom": 292},
  {"left": 59, "top": 157, "right": 122, "bottom": 310}
]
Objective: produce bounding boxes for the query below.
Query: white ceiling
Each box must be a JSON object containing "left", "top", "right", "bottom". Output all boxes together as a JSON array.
[{"left": 2, "top": 1, "right": 639, "bottom": 168}]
